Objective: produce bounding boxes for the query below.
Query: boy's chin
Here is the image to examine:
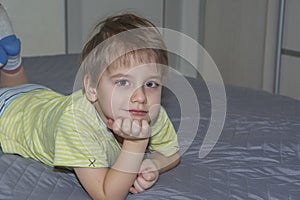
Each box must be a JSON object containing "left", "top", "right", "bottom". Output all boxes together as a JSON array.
[
  {"left": 110, "top": 114, "right": 152, "bottom": 123},
  {"left": 109, "top": 108, "right": 160, "bottom": 123}
]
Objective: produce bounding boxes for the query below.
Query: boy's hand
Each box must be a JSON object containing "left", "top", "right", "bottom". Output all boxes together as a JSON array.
[
  {"left": 107, "top": 118, "right": 151, "bottom": 139},
  {"left": 129, "top": 159, "right": 159, "bottom": 194}
]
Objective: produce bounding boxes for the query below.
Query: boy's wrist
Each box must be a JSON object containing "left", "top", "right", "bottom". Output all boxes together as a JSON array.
[
  {"left": 113, "top": 139, "right": 149, "bottom": 174},
  {"left": 123, "top": 138, "right": 149, "bottom": 152}
]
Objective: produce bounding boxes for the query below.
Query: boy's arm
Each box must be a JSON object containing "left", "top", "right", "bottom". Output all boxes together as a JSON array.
[
  {"left": 74, "top": 138, "right": 149, "bottom": 200},
  {"left": 129, "top": 150, "right": 180, "bottom": 194},
  {"left": 149, "top": 150, "right": 181, "bottom": 174}
]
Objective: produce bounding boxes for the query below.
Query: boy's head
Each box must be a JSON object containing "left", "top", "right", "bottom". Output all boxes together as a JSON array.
[
  {"left": 81, "top": 13, "right": 169, "bottom": 123},
  {"left": 81, "top": 13, "right": 168, "bottom": 88}
]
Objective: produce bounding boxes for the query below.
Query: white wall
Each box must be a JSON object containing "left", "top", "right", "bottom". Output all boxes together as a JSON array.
[
  {"left": 204, "top": 0, "right": 270, "bottom": 90},
  {"left": 283, "top": 0, "right": 300, "bottom": 52},
  {"left": 280, "top": 55, "right": 300, "bottom": 100},
  {"left": 67, "top": 0, "right": 164, "bottom": 54},
  {"left": 1, "top": 0, "right": 65, "bottom": 56},
  {"left": 164, "top": 0, "right": 205, "bottom": 78}
]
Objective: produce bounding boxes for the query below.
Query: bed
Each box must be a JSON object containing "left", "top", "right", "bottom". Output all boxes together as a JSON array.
[{"left": 1, "top": 54, "right": 300, "bottom": 200}]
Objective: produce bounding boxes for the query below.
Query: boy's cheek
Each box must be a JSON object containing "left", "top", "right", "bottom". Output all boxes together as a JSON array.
[{"left": 148, "top": 104, "right": 161, "bottom": 123}]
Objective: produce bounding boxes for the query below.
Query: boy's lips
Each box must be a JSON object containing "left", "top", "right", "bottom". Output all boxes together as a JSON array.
[{"left": 128, "top": 109, "right": 148, "bottom": 116}]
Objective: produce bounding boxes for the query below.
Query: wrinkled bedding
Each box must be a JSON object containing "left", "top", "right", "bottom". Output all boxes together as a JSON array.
[{"left": 1, "top": 54, "right": 300, "bottom": 199}]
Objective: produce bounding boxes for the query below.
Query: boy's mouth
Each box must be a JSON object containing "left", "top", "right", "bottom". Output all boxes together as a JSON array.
[{"left": 128, "top": 109, "right": 148, "bottom": 116}]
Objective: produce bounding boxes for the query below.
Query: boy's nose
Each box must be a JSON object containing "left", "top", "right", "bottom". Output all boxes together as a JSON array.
[{"left": 130, "top": 87, "right": 147, "bottom": 104}]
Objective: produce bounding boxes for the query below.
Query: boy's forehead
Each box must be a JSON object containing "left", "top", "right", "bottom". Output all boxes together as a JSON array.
[
  {"left": 106, "top": 61, "right": 162, "bottom": 75},
  {"left": 106, "top": 54, "right": 163, "bottom": 74}
]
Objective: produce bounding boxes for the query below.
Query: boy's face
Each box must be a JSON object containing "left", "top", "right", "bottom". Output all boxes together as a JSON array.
[{"left": 93, "top": 61, "right": 163, "bottom": 124}]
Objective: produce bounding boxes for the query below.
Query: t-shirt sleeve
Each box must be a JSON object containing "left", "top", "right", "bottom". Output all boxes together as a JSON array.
[
  {"left": 53, "top": 109, "right": 109, "bottom": 168},
  {"left": 148, "top": 107, "right": 180, "bottom": 157}
]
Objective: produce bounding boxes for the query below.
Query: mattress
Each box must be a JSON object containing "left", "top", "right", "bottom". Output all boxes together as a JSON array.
[{"left": 1, "top": 54, "right": 300, "bottom": 199}]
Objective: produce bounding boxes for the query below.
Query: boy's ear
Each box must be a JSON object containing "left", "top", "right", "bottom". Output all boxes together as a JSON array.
[{"left": 83, "top": 75, "right": 98, "bottom": 102}]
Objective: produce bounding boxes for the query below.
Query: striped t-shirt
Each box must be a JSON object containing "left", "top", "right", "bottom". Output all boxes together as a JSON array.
[{"left": 0, "top": 87, "right": 179, "bottom": 168}]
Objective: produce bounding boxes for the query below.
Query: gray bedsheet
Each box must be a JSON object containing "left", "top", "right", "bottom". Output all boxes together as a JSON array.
[{"left": 1, "top": 54, "right": 300, "bottom": 199}]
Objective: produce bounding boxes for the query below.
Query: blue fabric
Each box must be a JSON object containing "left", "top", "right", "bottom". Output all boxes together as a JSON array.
[
  {"left": 0, "top": 35, "right": 22, "bottom": 70},
  {"left": 0, "top": 45, "right": 7, "bottom": 66},
  {"left": 0, "top": 35, "right": 21, "bottom": 56}
]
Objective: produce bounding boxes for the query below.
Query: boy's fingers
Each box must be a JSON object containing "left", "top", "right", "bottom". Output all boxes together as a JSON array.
[
  {"left": 142, "top": 171, "right": 155, "bottom": 181},
  {"left": 131, "top": 120, "right": 141, "bottom": 136},
  {"left": 112, "top": 118, "right": 123, "bottom": 136},
  {"left": 141, "top": 120, "right": 150, "bottom": 138},
  {"left": 122, "top": 118, "right": 131, "bottom": 135},
  {"left": 134, "top": 178, "right": 146, "bottom": 192},
  {"left": 129, "top": 186, "right": 138, "bottom": 194},
  {"left": 108, "top": 118, "right": 151, "bottom": 139}
]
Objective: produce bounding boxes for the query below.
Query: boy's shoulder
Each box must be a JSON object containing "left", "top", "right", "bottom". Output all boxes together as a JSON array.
[
  {"left": 60, "top": 90, "right": 101, "bottom": 126},
  {"left": 62, "top": 90, "right": 93, "bottom": 116}
]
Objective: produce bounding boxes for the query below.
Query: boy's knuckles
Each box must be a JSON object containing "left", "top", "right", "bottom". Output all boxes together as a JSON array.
[
  {"left": 131, "top": 120, "right": 141, "bottom": 136},
  {"left": 131, "top": 127, "right": 140, "bottom": 136},
  {"left": 134, "top": 179, "right": 146, "bottom": 192},
  {"left": 122, "top": 118, "right": 132, "bottom": 134},
  {"left": 110, "top": 118, "right": 151, "bottom": 139},
  {"left": 113, "top": 118, "right": 122, "bottom": 129},
  {"left": 141, "top": 123, "right": 151, "bottom": 137}
]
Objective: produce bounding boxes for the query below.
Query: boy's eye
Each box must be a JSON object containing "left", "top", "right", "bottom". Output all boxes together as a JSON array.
[
  {"left": 145, "top": 81, "right": 160, "bottom": 88},
  {"left": 116, "top": 79, "right": 130, "bottom": 86}
]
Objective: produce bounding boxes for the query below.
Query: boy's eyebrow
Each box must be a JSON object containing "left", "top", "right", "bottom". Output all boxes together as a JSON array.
[
  {"left": 109, "top": 73, "right": 131, "bottom": 78},
  {"left": 147, "top": 75, "right": 163, "bottom": 80},
  {"left": 110, "top": 73, "right": 162, "bottom": 80}
]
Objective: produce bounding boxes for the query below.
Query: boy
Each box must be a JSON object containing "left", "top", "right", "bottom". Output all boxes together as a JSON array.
[{"left": 0, "top": 4, "right": 180, "bottom": 200}]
